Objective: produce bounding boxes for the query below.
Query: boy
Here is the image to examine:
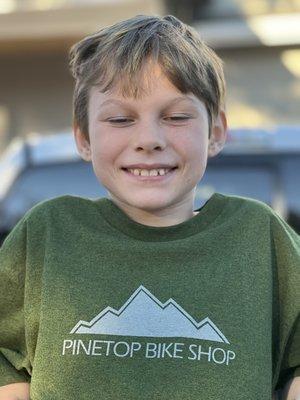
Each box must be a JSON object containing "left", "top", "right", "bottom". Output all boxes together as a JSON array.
[{"left": 0, "top": 14, "right": 299, "bottom": 400}]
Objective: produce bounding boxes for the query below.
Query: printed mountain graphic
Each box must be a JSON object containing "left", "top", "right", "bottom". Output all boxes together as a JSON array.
[{"left": 70, "top": 285, "right": 229, "bottom": 344}]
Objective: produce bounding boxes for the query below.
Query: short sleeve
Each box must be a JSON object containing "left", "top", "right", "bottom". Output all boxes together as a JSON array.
[
  {"left": 0, "top": 217, "right": 32, "bottom": 386},
  {"left": 271, "top": 211, "right": 300, "bottom": 391}
]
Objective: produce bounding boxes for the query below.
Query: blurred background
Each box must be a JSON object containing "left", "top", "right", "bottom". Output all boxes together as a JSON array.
[{"left": 0, "top": 0, "right": 300, "bottom": 243}]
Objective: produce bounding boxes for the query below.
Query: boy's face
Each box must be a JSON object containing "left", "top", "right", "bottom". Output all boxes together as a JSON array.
[{"left": 75, "top": 63, "right": 227, "bottom": 220}]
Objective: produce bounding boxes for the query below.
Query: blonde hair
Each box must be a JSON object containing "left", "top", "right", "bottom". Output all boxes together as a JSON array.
[{"left": 69, "top": 14, "right": 226, "bottom": 137}]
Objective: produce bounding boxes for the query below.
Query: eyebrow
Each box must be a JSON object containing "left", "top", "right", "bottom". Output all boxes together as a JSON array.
[{"left": 99, "top": 96, "right": 197, "bottom": 108}]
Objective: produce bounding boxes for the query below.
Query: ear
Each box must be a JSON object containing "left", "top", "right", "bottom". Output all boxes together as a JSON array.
[
  {"left": 208, "top": 109, "right": 227, "bottom": 158},
  {"left": 73, "top": 122, "right": 91, "bottom": 162}
]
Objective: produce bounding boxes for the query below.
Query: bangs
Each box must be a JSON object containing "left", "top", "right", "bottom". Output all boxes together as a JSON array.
[{"left": 91, "top": 40, "right": 162, "bottom": 99}]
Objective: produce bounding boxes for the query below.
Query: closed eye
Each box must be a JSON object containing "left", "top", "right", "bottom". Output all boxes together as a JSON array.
[
  {"left": 108, "top": 117, "right": 133, "bottom": 124},
  {"left": 163, "top": 115, "right": 192, "bottom": 123},
  {"left": 107, "top": 115, "right": 192, "bottom": 124},
  {"left": 165, "top": 116, "right": 190, "bottom": 121}
]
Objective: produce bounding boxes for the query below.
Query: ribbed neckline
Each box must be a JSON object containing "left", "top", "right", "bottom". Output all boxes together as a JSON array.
[{"left": 95, "top": 192, "right": 228, "bottom": 242}]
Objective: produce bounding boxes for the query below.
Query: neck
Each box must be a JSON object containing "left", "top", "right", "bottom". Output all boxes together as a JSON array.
[{"left": 109, "top": 197, "right": 198, "bottom": 227}]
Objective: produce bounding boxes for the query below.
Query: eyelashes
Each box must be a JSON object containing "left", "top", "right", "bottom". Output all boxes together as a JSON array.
[{"left": 107, "top": 115, "right": 192, "bottom": 125}]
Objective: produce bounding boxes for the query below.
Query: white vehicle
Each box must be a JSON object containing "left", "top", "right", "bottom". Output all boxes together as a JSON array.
[{"left": 1, "top": 127, "right": 300, "bottom": 243}]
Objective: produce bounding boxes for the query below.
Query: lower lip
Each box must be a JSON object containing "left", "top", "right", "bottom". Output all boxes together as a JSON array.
[{"left": 122, "top": 168, "right": 177, "bottom": 182}]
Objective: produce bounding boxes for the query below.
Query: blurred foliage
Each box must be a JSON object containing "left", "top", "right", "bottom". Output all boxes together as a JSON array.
[
  {"left": 164, "top": 0, "right": 300, "bottom": 22},
  {"left": 165, "top": 0, "right": 211, "bottom": 23}
]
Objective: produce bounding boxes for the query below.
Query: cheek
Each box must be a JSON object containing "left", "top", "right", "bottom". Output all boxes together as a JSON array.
[
  {"left": 89, "top": 135, "right": 127, "bottom": 182},
  {"left": 90, "top": 131, "right": 123, "bottom": 161},
  {"left": 176, "top": 132, "right": 208, "bottom": 163},
  {"left": 177, "top": 134, "right": 208, "bottom": 185}
]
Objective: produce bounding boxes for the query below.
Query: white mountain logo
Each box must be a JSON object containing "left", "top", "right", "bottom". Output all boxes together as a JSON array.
[{"left": 70, "top": 285, "right": 229, "bottom": 344}]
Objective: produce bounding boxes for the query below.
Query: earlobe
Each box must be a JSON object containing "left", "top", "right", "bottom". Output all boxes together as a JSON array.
[
  {"left": 208, "top": 109, "right": 227, "bottom": 158},
  {"left": 80, "top": 146, "right": 92, "bottom": 162},
  {"left": 73, "top": 123, "right": 91, "bottom": 162}
]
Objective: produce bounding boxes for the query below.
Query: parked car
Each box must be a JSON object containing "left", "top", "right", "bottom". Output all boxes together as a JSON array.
[{"left": 1, "top": 127, "right": 300, "bottom": 244}]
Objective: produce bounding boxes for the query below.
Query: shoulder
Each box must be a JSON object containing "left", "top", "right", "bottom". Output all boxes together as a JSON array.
[
  {"left": 23, "top": 195, "right": 96, "bottom": 221},
  {"left": 219, "top": 193, "right": 299, "bottom": 250},
  {"left": 5, "top": 195, "right": 101, "bottom": 240},
  {"left": 216, "top": 192, "right": 277, "bottom": 222},
  {"left": 219, "top": 193, "right": 299, "bottom": 238},
  {"left": 218, "top": 194, "right": 299, "bottom": 272}
]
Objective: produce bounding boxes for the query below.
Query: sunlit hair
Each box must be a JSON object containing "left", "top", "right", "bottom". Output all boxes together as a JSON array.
[{"left": 69, "top": 14, "right": 226, "bottom": 138}]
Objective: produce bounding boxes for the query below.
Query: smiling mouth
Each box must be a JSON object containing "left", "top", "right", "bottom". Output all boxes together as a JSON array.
[{"left": 122, "top": 167, "right": 178, "bottom": 177}]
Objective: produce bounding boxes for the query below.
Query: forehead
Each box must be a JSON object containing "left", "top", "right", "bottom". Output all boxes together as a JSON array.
[
  {"left": 90, "top": 63, "right": 204, "bottom": 109},
  {"left": 101, "top": 62, "right": 175, "bottom": 98}
]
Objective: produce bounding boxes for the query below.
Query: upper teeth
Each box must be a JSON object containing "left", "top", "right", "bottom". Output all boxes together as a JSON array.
[{"left": 128, "top": 168, "right": 171, "bottom": 176}]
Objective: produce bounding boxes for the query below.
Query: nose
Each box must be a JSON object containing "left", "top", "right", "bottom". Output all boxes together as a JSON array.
[{"left": 132, "top": 120, "right": 167, "bottom": 152}]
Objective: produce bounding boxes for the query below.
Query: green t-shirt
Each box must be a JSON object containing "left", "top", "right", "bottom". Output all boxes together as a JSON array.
[{"left": 0, "top": 192, "right": 299, "bottom": 399}]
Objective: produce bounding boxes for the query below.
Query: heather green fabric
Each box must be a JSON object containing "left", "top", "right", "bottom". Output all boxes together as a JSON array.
[{"left": 0, "top": 192, "right": 299, "bottom": 400}]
